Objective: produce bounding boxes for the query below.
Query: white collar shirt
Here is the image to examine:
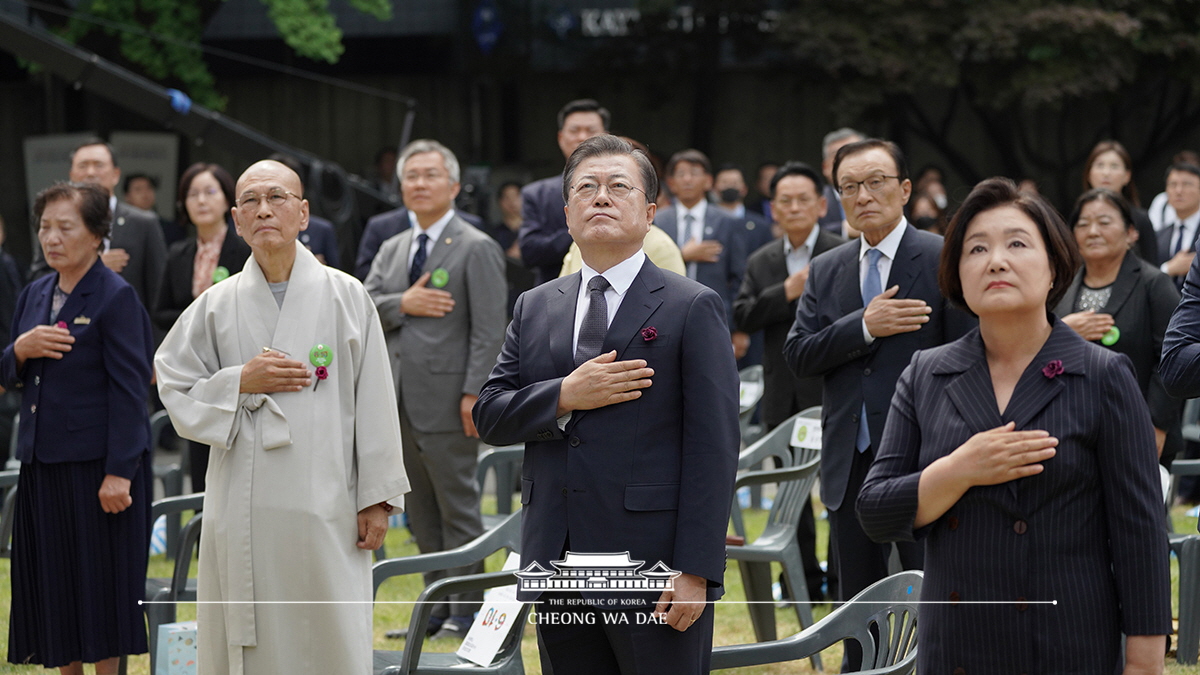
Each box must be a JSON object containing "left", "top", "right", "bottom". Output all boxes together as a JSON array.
[
  {"left": 406, "top": 209, "right": 455, "bottom": 269},
  {"left": 783, "top": 226, "right": 821, "bottom": 277}
]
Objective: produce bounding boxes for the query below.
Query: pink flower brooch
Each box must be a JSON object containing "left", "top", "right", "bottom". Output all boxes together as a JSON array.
[
  {"left": 641, "top": 326, "right": 657, "bottom": 342},
  {"left": 1041, "top": 359, "right": 1064, "bottom": 379}
]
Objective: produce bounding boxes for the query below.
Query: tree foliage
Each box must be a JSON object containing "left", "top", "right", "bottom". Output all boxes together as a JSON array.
[
  {"left": 33, "top": 0, "right": 392, "bottom": 109},
  {"left": 774, "top": 0, "right": 1200, "bottom": 202}
]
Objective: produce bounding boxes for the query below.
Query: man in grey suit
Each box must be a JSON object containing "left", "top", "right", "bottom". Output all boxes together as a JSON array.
[
  {"left": 34, "top": 141, "right": 167, "bottom": 318},
  {"left": 784, "top": 139, "right": 972, "bottom": 670},
  {"left": 365, "top": 139, "right": 507, "bottom": 640},
  {"left": 655, "top": 149, "right": 748, "bottom": 357}
]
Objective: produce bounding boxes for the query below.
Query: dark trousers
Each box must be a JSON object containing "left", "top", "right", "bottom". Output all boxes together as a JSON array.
[
  {"left": 829, "top": 446, "right": 922, "bottom": 671},
  {"left": 536, "top": 592, "right": 715, "bottom": 675}
]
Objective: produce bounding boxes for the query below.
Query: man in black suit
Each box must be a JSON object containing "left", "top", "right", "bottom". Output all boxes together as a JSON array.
[
  {"left": 784, "top": 138, "right": 972, "bottom": 670},
  {"left": 33, "top": 141, "right": 167, "bottom": 318},
  {"left": 655, "top": 150, "right": 748, "bottom": 357},
  {"left": 474, "top": 135, "right": 739, "bottom": 675},
  {"left": 1156, "top": 162, "right": 1200, "bottom": 288},
  {"left": 734, "top": 162, "right": 843, "bottom": 600},
  {"left": 353, "top": 206, "right": 484, "bottom": 280},
  {"left": 518, "top": 99, "right": 610, "bottom": 286}
]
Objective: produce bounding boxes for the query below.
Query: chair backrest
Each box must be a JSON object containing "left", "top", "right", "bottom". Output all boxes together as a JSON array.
[
  {"left": 764, "top": 453, "right": 820, "bottom": 532},
  {"left": 373, "top": 510, "right": 521, "bottom": 598},
  {"left": 738, "top": 412, "right": 803, "bottom": 471},
  {"left": 827, "top": 570, "right": 921, "bottom": 668},
  {"left": 476, "top": 445, "right": 524, "bottom": 516},
  {"left": 738, "top": 365, "right": 765, "bottom": 413}
]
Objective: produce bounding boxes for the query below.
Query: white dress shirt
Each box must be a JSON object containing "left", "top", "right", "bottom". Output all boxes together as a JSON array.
[
  {"left": 572, "top": 250, "right": 647, "bottom": 353},
  {"left": 406, "top": 208, "right": 455, "bottom": 271},
  {"left": 783, "top": 226, "right": 821, "bottom": 276},
  {"left": 859, "top": 218, "right": 909, "bottom": 344}
]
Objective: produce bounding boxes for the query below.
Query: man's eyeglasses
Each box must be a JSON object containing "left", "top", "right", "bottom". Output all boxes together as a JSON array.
[
  {"left": 837, "top": 175, "right": 900, "bottom": 197},
  {"left": 236, "top": 190, "right": 301, "bottom": 209},
  {"left": 571, "top": 181, "right": 647, "bottom": 202}
]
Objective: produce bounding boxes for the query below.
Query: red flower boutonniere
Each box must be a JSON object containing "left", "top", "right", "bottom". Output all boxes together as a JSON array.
[
  {"left": 1041, "top": 359, "right": 1064, "bottom": 379},
  {"left": 641, "top": 326, "right": 657, "bottom": 342},
  {"left": 55, "top": 321, "right": 67, "bottom": 330},
  {"left": 313, "top": 366, "right": 329, "bottom": 391}
]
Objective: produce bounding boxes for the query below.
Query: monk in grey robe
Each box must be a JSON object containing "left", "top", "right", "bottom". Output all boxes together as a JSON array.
[{"left": 155, "top": 160, "right": 409, "bottom": 675}]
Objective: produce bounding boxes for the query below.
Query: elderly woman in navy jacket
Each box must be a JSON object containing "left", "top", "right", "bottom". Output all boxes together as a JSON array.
[
  {"left": 858, "top": 178, "right": 1170, "bottom": 674},
  {"left": 3, "top": 182, "right": 154, "bottom": 674}
]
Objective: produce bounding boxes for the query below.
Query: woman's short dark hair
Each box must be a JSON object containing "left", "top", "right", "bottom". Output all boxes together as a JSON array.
[
  {"left": 33, "top": 182, "right": 111, "bottom": 247},
  {"left": 561, "top": 134, "right": 658, "bottom": 205},
  {"left": 177, "top": 163, "right": 236, "bottom": 228},
  {"left": 939, "top": 177, "right": 1080, "bottom": 317},
  {"left": 1067, "top": 188, "right": 1135, "bottom": 233},
  {"left": 1083, "top": 140, "right": 1140, "bottom": 207}
]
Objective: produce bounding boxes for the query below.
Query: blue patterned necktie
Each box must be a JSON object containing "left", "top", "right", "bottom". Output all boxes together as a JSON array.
[
  {"left": 856, "top": 248, "right": 883, "bottom": 452},
  {"left": 409, "top": 233, "right": 429, "bottom": 286},
  {"left": 574, "top": 276, "right": 611, "bottom": 368}
]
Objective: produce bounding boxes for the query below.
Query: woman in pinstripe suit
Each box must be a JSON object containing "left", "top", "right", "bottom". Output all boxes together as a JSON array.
[{"left": 858, "top": 178, "right": 1171, "bottom": 674}]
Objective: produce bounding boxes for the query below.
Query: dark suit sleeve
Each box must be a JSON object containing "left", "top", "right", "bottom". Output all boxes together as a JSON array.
[
  {"left": 857, "top": 355, "right": 924, "bottom": 543},
  {"left": 355, "top": 219, "right": 387, "bottom": 281},
  {"left": 0, "top": 285, "right": 33, "bottom": 389},
  {"left": 673, "top": 288, "right": 741, "bottom": 585},
  {"left": 783, "top": 255, "right": 871, "bottom": 378},
  {"left": 1097, "top": 355, "right": 1172, "bottom": 635},
  {"left": 100, "top": 283, "right": 154, "bottom": 478},
  {"left": 473, "top": 292, "right": 567, "bottom": 446},
  {"left": 1146, "top": 272, "right": 1183, "bottom": 431},
  {"left": 141, "top": 217, "right": 168, "bottom": 313},
  {"left": 722, "top": 222, "right": 747, "bottom": 328},
  {"left": 517, "top": 184, "right": 571, "bottom": 273},
  {"left": 151, "top": 254, "right": 183, "bottom": 332},
  {"left": 733, "top": 252, "right": 792, "bottom": 334},
  {"left": 1160, "top": 252, "right": 1200, "bottom": 398}
]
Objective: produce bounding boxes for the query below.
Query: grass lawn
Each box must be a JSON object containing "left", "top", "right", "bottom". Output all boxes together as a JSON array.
[{"left": 0, "top": 498, "right": 1197, "bottom": 673}]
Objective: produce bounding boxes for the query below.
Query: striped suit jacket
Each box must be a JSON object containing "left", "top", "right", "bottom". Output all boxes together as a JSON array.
[{"left": 858, "top": 321, "right": 1171, "bottom": 674}]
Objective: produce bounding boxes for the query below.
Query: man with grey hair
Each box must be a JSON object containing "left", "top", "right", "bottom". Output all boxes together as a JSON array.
[
  {"left": 365, "top": 139, "right": 507, "bottom": 640},
  {"left": 817, "top": 128, "right": 865, "bottom": 234}
]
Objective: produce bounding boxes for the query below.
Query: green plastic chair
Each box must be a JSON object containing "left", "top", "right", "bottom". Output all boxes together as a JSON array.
[{"left": 712, "top": 570, "right": 921, "bottom": 673}]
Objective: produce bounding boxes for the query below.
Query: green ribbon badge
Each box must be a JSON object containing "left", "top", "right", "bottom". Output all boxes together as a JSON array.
[
  {"left": 1101, "top": 326, "right": 1121, "bottom": 346},
  {"left": 212, "top": 266, "right": 230, "bottom": 283},
  {"left": 309, "top": 343, "right": 333, "bottom": 368},
  {"left": 431, "top": 268, "right": 449, "bottom": 288}
]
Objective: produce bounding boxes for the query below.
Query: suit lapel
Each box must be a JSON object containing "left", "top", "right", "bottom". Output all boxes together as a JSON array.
[
  {"left": 602, "top": 260, "right": 664, "bottom": 359},
  {"left": 1101, "top": 253, "right": 1141, "bottom": 316},
  {"left": 549, "top": 274, "right": 581, "bottom": 377},
  {"left": 392, "top": 229, "right": 415, "bottom": 288},
  {"left": 421, "top": 217, "right": 463, "bottom": 279},
  {"left": 836, "top": 247, "right": 864, "bottom": 315},
  {"left": 935, "top": 331, "right": 1005, "bottom": 435},
  {"left": 764, "top": 240, "right": 788, "bottom": 281},
  {"left": 703, "top": 210, "right": 721, "bottom": 240},
  {"left": 1002, "top": 324, "right": 1076, "bottom": 432},
  {"left": 56, "top": 258, "right": 104, "bottom": 325},
  {"left": 889, "top": 225, "right": 921, "bottom": 300}
]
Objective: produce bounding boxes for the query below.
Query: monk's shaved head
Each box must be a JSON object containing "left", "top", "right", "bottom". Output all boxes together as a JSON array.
[{"left": 236, "top": 160, "right": 303, "bottom": 197}]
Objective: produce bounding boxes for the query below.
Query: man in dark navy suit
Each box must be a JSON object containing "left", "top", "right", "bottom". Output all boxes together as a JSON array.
[
  {"left": 784, "top": 138, "right": 972, "bottom": 670},
  {"left": 475, "top": 135, "right": 739, "bottom": 675},
  {"left": 655, "top": 150, "right": 747, "bottom": 357},
  {"left": 518, "top": 99, "right": 610, "bottom": 286}
]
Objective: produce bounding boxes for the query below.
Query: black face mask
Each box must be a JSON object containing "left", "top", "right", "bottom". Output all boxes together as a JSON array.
[{"left": 718, "top": 188, "right": 742, "bottom": 204}]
